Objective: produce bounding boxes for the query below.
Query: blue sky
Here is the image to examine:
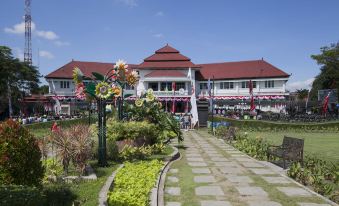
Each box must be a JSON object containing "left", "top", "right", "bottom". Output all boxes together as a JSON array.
[{"left": 1, "top": 0, "right": 339, "bottom": 90}]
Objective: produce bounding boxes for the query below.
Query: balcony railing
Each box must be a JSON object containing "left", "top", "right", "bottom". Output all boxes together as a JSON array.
[{"left": 153, "top": 90, "right": 190, "bottom": 96}]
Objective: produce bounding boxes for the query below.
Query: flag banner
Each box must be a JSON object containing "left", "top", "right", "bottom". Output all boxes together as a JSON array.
[
  {"left": 207, "top": 78, "right": 211, "bottom": 97},
  {"left": 172, "top": 100, "right": 176, "bottom": 113},
  {"left": 322, "top": 91, "right": 331, "bottom": 114},
  {"left": 172, "top": 82, "right": 176, "bottom": 94},
  {"left": 249, "top": 80, "right": 253, "bottom": 95},
  {"left": 250, "top": 95, "right": 255, "bottom": 111}
]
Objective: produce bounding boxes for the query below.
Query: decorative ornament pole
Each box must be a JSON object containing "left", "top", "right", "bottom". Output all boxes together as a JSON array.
[{"left": 72, "top": 59, "right": 138, "bottom": 167}]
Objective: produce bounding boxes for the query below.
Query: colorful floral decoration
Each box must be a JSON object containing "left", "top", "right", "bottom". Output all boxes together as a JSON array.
[
  {"left": 95, "top": 82, "right": 113, "bottom": 99},
  {"left": 135, "top": 98, "right": 144, "bottom": 107},
  {"left": 73, "top": 67, "right": 83, "bottom": 84},
  {"left": 146, "top": 92, "right": 155, "bottom": 102},
  {"left": 75, "top": 82, "right": 86, "bottom": 100},
  {"left": 112, "top": 85, "right": 122, "bottom": 97},
  {"left": 126, "top": 70, "right": 139, "bottom": 86}
]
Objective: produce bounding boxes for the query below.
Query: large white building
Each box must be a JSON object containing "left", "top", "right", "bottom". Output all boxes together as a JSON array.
[{"left": 45, "top": 44, "right": 290, "bottom": 121}]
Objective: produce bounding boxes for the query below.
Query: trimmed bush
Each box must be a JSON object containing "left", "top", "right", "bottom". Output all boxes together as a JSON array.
[
  {"left": 107, "top": 120, "right": 160, "bottom": 144},
  {"left": 24, "top": 117, "right": 97, "bottom": 131},
  {"left": 209, "top": 116, "right": 339, "bottom": 132},
  {"left": 0, "top": 120, "right": 44, "bottom": 186},
  {"left": 107, "top": 160, "right": 163, "bottom": 206},
  {"left": 0, "top": 184, "right": 77, "bottom": 206}
]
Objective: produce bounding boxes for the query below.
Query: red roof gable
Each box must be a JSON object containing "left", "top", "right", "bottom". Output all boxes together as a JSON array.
[
  {"left": 196, "top": 60, "right": 290, "bottom": 80},
  {"left": 145, "top": 70, "right": 186, "bottom": 78},
  {"left": 45, "top": 61, "right": 137, "bottom": 79},
  {"left": 138, "top": 44, "right": 199, "bottom": 69}
]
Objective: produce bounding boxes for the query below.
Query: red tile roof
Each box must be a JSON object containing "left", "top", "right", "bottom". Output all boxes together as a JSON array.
[
  {"left": 145, "top": 70, "right": 186, "bottom": 78},
  {"left": 45, "top": 61, "right": 137, "bottom": 79},
  {"left": 196, "top": 60, "right": 290, "bottom": 80},
  {"left": 138, "top": 44, "right": 199, "bottom": 69}
]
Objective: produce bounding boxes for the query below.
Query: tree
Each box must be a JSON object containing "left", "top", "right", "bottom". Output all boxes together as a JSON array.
[
  {"left": 310, "top": 42, "right": 339, "bottom": 102},
  {"left": 0, "top": 46, "right": 40, "bottom": 118},
  {"left": 296, "top": 89, "right": 309, "bottom": 100}
]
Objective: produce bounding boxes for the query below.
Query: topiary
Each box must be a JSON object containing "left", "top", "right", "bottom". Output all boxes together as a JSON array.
[{"left": 0, "top": 120, "right": 44, "bottom": 186}]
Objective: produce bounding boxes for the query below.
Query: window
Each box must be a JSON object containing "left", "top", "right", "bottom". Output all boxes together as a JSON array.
[
  {"left": 160, "top": 82, "right": 172, "bottom": 91},
  {"left": 60, "top": 81, "right": 70, "bottom": 89},
  {"left": 175, "top": 82, "right": 185, "bottom": 91},
  {"left": 220, "top": 82, "right": 234, "bottom": 89},
  {"left": 241, "top": 81, "right": 256, "bottom": 89},
  {"left": 265, "top": 80, "right": 274, "bottom": 88},
  {"left": 148, "top": 82, "right": 158, "bottom": 91},
  {"left": 200, "top": 83, "right": 207, "bottom": 90}
]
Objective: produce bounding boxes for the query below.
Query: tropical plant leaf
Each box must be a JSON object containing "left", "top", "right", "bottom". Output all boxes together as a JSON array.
[
  {"left": 92, "top": 72, "right": 104, "bottom": 81},
  {"left": 85, "top": 82, "right": 96, "bottom": 97}
]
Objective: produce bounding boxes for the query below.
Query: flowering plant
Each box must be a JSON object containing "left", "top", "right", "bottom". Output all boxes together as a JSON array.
[{"left": 72, "top": 59, "right": 138, "bottom": 100}]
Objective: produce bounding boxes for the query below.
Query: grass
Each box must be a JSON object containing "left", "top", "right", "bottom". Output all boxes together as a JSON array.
[
  {"left": 243, "top": 131, "right": 339, "bottom": 163},
  {"left": 69, "top": 161, "right": 119, "bottom": 206}
]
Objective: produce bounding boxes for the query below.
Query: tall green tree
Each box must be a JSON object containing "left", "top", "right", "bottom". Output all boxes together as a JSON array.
[
  {"left": 0, "top": 46, "right": 41, "bottom": 118},
  {"left": 296, "top": 89, "right": 309, "bottom": 100},
  {"left": 310, "top": 42, "right": 339, "bottom": 102}
]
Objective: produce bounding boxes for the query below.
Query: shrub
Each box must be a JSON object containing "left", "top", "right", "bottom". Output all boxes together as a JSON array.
[
  {"left": 0, "top": 184, "right": 77, "bottom": 206},
  {"left": 0, "top": 120, "right": 44, "bottom": 186},
  {"left": 107, "top": 160, "right": 163, "bottom": 206},
  {"left": 287, "top": 156, "right": 339, "bottom": 203},
  {"left": 209, "top": 116, "right": 339, "bottom": 132},
  {"left": 107, "top": 120, "right": 160, "bottom": 144},
  {"left": 119, "top": 143, "right": 166, "bottom": 161},
  {"left": 51, "top": 124, "right": 93, "bottom": 175}
]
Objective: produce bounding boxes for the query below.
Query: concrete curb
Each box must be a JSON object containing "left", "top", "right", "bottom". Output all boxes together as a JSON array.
[
  {"left": 217, "top": 138, "right": 338, "bottom": 206},
  {"left": 98, "top": 164, "right": 124, "bottom": 206},
  {"left": 150, "top": 143, "right": 181, "bottom": 206}
]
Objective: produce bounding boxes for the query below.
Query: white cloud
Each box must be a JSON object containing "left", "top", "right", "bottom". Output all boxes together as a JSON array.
[
  {"left": 39, "top": 50, "right": 54, "bottom": 59},
  {"left": 4, "top": 21, "right": 59, "bottom": 40},
  {"left": 155, "top": 11, "right": 164, "bottom": 16},
  {"left": 54, "top": 41, "right": 70, "bottom": 47},
  {"left": 286, "top": 78, "right": 315, "bottom": 91},
  {"left": 4, "top": 22, "right": 36, "bottom": 34},
  {"left": 116, "top": 0, "right": 137, "bottom": 7},
  {"left": 36, "top": 30, "right": 59, "bottom": 40},
  {"left": 152, "top": 33, "right": 164, "bottom": 38}
]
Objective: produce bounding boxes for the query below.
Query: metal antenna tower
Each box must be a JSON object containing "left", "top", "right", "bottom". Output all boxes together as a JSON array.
[{"left": 24, "top": 0, "right": 32, "bottom": 65}]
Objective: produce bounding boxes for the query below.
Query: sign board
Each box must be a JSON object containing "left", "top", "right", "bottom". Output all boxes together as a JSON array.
[{"left": 318, "top": 89, "right": 337, "bottom": 103}]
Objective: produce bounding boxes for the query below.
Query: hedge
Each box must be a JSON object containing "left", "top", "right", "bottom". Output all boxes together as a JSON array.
[
  {"left": 23, "top": 116, "right": 97, "bottom": 131},
  {"left": 0, "top": 184, "right": 77, "bottom": 206},
  {"left": 208, "top": 116, "right": 339, "bottom": 132}
]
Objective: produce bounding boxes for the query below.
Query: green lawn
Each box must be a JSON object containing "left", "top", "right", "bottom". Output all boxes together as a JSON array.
[
  {"left": 244, "top": 131, "right": 339, "bottom": 163},
  {"left": 69, "top": 161, "right": 119, "bottom": 206}
]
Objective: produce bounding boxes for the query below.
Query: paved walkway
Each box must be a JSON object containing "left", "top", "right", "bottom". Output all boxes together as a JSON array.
[{"left": 164, "top": 130, "right": 335, "bottom": 206}]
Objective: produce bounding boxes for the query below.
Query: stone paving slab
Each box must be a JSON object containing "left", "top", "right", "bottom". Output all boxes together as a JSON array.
[
  {"left": 250, "top": 168, "right": 276, "bottom": 175},
  {"left": 298, "top": 203, "right": 332, "bottom": 206},
  {"left": 166, "top": 202, "right": 181, "bottom": 206},
  {"left": 169, "top": 169, "right": 178, "bottom": 174},
  {"left": 188, "top": 162, "right": 208, "bottom": 167},
  {"left": 248, "top": 201, "right": 282, "bottom": 206},
  {"left": 226, "top": 175, "right": 254, "bottom": 183},
  {"left": 165, "top": 187, "right": 181, "bottom": 196},
  {"left": 236, "top": 186, "right": 268, "bottom": 196},
  {"left": 276, "top": 187, "right": 312, "bottom": 197},
  {"left": 186, "top": 153, "right": 202, "bottom": 157},
  {"left": 187, "top": 157, "right": 205, "bottom": 162},
  {"left": 200, "top": 200, "right": 232, "bottom": 206},
  {"left": 234, "top": 157, "right": 254, "bottom": 162},
  {"left": 242, "top": 162, "right": 265, "bottom": 168},
  {"left": 195, "top": 186, "right": 225, "bottom": 196},
  {"left": 192, "top": 168, "right": 211, "bottom": 174},
  {"left": 214, "top": 162, "right": 240, "bottom": 167},
  {"left": 219, "top": 167, "right": 245, "bottom": 174},
  {"left": 211, "top": 157, "right": 229, "bottom": 162},
  {"left": 208, "top": 153, "right": 223, "bottom": 157},
  {"left": 167, "top": 176, "right": 179, "bottom": 183},
  {"left": 261, "top": 176, "right": 292, "bottom": 184},
  {"left": 194, "top": 175, "right": 216, "bottom": 183}
]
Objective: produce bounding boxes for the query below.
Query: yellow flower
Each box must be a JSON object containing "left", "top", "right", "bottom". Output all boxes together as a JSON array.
[
  {"left": 146, "top": 93, "right": 155, "bottom": 102},
  {"left": 112, "top": 85, "right": 122, "bottom": 97},
  {"left": 73, "top": 67, "right": 83, "bottom": 84},
  {"left": 126, "top": 70, "right": 139, "bottom": 86},
  {"left": 95, "top": 82, "right": 113, "bottom": 99},
  {"left": 147, "top": 88, "right": 153, "bottom": 95},
  {"left": 135, "top": 98, "right": 144, "bottom": 107}
]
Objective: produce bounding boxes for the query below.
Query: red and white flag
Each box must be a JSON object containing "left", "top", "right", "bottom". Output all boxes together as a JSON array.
[
  {"left": 249, "top": 80, "right": 255, "bottom": 111},
  {"left": 322, "top": 91, "right": 331, "bottom": 114}
]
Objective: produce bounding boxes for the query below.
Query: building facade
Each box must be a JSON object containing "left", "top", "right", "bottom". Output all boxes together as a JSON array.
[{"left": 45, "top": 44, "right": 290, "bottom": 117}]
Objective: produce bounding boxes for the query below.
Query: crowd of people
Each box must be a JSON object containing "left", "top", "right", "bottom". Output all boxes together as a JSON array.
[
  {"left": 174, "top": 113, "right": 194, "bottom": 131},
  {"left": 11, "top": 114, "right": 83, "bottom": 125}
]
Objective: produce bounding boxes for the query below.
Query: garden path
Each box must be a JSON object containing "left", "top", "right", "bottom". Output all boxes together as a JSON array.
[{"left": 164, "top": 130, "right": 335, "bottom": 206}]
